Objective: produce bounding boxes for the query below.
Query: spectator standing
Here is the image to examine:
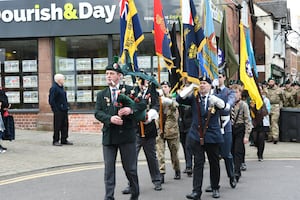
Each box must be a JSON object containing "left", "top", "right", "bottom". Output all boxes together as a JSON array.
[
  {"left": 48, "top": 74, "right": 73, "bottom": 146},
  {"left": 0, "top": 87, "right": 10, "bottom": 153}
]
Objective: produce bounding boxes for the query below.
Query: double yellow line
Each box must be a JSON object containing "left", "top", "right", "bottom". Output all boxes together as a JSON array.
[{"left": 0, "top": 164, "right": 104, "bottom": 186}]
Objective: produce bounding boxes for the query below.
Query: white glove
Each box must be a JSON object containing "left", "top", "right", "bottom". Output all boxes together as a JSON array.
[
  {"left": 224, "top": 103, "right": 231, "bottom": 111},
  {"left": 156, "top": 88, "right": 163, "bottom": 97},
  {"left": 179, "top": 83, "right": 198, "bottom": 99},
  {"left": 144, "top": 109, "right": 159, "bottom": 124},
  {"left": 161, "top": 96, "right": 173, "bottom": 105},
  {"left": 212, "top": 79, "right": 219, "bottom": 88},
  {"left": 209, "top": 95, "right": 225, "bottom": 109}
]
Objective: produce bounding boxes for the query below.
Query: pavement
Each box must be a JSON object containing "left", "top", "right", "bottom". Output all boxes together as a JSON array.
[{"left": 0, "top": 129, "right": 300, "bottom": 179}]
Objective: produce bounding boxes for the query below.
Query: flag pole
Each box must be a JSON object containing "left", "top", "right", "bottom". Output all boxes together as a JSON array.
[
  {"left": 180, "top": 0, "right": 184, "bottom": 78},
  {"left": 157, "top": 56, "right": 163, "bottom": 133}
]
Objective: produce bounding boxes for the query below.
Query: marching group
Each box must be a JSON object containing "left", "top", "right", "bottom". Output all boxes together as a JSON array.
[{"left": 48, "top": 62, "right": 293, "bottom": 200}]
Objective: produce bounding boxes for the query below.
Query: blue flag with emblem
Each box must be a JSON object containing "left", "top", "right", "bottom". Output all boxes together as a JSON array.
[
  {"left": 202, "top": 0, "right": 218, "bottom": 80},
  {"left": 182, "top": 0, "right": 206, "bottom": 84},
  {"left": 246, "top": 28, "right": 258, "bottom": 78}
]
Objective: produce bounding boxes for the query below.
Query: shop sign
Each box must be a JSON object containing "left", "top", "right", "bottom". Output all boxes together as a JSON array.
[{"left": 0, "top": 2, "right": 116, "bottom": 23}]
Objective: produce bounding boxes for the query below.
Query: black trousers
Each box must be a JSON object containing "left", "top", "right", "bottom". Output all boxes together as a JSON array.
[
  {"left": 180, "top": 131, "right": 193, "bottom": 169},
  {"left": 53, "top": 111, "right": 68, "bottom": 143},
  {"left": 188, "top": 137, "right": 205, "bottom": 195},
  {"left": 136, "top": 136, "right": 161, "bottom": 184},
  {"left": 232, "top": 124, "right": 245, "bottom": 177},
  {"left": 252, "top": 129, "right": 265, "bottom": 159},
  {"left": 103, "top": 142, "right": 139, "bottom": 200},
  {"left": 219, "top": 131, "right": 235, "bottom": 178},
  {"left": 205, "top": 143, "right": 221, "bottom": 190}
]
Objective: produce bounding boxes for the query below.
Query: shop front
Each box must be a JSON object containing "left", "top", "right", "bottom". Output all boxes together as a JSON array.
[
  {"left": 0, "top": 0, "right": 182, "bottom": 132},
  {"left": 0, "top": 0, "right": 222, "bottom": 132}
]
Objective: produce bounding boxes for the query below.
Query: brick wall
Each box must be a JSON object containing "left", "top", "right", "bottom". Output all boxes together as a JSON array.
[
  {"left": 12, "top": 113, "right": 103, "bottom": 133},
  {"left": 13, "top": 113, "right": 38, "bottom": 130},
  {"left": 68, "top": 113, "right": 102, "bottom": 133}
]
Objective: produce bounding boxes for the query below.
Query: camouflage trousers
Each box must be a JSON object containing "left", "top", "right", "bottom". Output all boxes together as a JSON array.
[
  {"left": 270, "top": 104, "right": 280, "bottom": 141},
  {"left": 156, "top": 136, "right": 180, "bottom": 174}
]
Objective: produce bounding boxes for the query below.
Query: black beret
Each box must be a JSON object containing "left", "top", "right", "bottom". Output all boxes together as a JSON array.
[
  {"left": 268, "top": 77, "right": 275, "bottom": 82},
  {"left": 218, "top": 69, "right": 226, "bottom": 77},
  {"left": 285, "top": 79, "right": 291, "bottom": 84},
  {"left": 160, "top": 81, "right": 170, "bottom": 87},
  {"left": 199, "top": 75, "right": 212, "bottom": 84},
  {"left": 105, "top": 63, "right": 123, "bottom": 74}
]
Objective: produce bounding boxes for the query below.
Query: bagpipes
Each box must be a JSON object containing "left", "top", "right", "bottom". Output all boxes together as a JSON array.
[{"left": 115, "top": 86, "right": 148, "bottom": 122}]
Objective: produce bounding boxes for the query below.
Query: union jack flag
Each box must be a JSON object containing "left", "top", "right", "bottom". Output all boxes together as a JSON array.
[{"left": 119, "top": 0, "right": 144, "bottom": 72}]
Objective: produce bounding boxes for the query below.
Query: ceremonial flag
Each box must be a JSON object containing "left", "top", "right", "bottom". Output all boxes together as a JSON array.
[
  {"left": 153, "top": 0, "right": 173, "bottom": 70},
  {"left": 240, "top": 23, "right": 263, "bottom": 109},
  {"left": 202, "top": 0, "right": 218, "bottom": 79},
  {"left": 218, "top": 11, "right": 239, "bottom": 79},
  {"left": 246, "top": 28, "right": 258, "bottom": 77},
  {"left": 182, "top": 0, "right": 206, "bottom": 84},
  {"left": 169, "top": 23, "right": 182, "bottom": 92},
  {"left": 120, "top": 0, "right": 144, "bottom": 71}
]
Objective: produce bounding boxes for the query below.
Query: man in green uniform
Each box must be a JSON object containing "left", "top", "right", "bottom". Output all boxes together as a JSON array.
[{"left": 266, "top": 78, "right": 285, "bottom": 144}]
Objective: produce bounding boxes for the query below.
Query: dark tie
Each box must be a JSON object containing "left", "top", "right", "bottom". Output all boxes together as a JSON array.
[
  {"left": 231, "top": 106, "right": 236, "bottom": 125},
  {"left": 112, "top": 88, "right": 117, "bottom": 104},
  {"left": 201, "top": 96, "right": 206, "bottom": 109}
]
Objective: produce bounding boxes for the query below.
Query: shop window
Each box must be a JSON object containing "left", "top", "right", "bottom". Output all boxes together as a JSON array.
[
  {"left": 54, "top": 35, "right": 109, "bottom": 111},
  {"left": 0, "top": 39, "right": 38, "bottom": 109},
  {"left": 55, "top": 33, "right": 168, "bottom": 111},
  {"left": 112, "top": 33, "right": 168, "bottom": 85}
]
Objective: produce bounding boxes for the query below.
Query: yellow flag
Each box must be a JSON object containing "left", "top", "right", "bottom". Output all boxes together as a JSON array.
[{"left": 239, "top": 23, "right": 263, "bottom": 109}]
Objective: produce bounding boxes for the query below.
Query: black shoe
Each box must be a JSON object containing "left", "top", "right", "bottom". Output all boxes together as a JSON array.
[
  {"left": 205, "top": 186, "right": 213, "bottom": 192},
  {"left": 174, "top": 170, "right": 181, "bottom": 180},
  {"left": 61, "top": 141, "right": 73, "bottom": 145},
  {"left": 186, "top": 167, "right": 193, "bottom": 177},
  {"left": 53, "top": 142, "right": 62, "bottom": 146},
  {"left": 0, "top": 145, "right": 7, "bottom": 150},
  {"left": 212, "top": 189, "right": 220, "bottom": 198},
  {"left": 130, "top": 195, "right": 138, "bottom": 200},
  {"left": 273, "top": 140, "right": 278, "bottom": 144},
  {"left": 160, "top": 173, "right": 164, "bottom": 184},
  {"left": 240, "top": 163, "right": 247, "bottom": 171},
  {"left": 230, "top": 176, "right": 237, "bottom": 188},
  {"left": 186, "top": 192, "right": 201, "bottom": 200},
  {"left": 122, "top": 186, "right": 131, "bottom": 195},
  {"left": 235, "top": 174, "right": 240, "bottom": 182},
  {"left": 154, "top": 183, "right": 162, "bottom": 191}
]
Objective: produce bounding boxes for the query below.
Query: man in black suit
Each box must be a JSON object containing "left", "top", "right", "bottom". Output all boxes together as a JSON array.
[{"left": 95, "top": 63, "right": 140, "bottom": 200}]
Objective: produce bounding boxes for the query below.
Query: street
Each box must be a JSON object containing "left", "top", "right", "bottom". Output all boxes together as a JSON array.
[{"left": 1, "top": 159, "right": 300, "bottom": 200}]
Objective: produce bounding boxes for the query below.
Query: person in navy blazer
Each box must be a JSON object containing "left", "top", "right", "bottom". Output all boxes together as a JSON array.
[
  {"left": 206, "top": 70, "right": 237, "bottom": 191},
  {"left": 95, "top": 63, "right": 140, "bottom": 200},
  {"left": 177, "top": 76, "right": 225, "bottom": 200}
]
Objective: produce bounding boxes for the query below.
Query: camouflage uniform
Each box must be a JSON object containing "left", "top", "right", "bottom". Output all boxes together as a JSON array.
[
  {"left": 156, "top": 95, "right": 181, "bottom": 176},
  {"left": 266, "top": 85, "right": 285, "bottom": 142},
  {"left": 294, "top": 85, "right": 300, "bottom": 107},
  {"left": 283, "top": 87, "right": 296, "bottom": 107}
]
